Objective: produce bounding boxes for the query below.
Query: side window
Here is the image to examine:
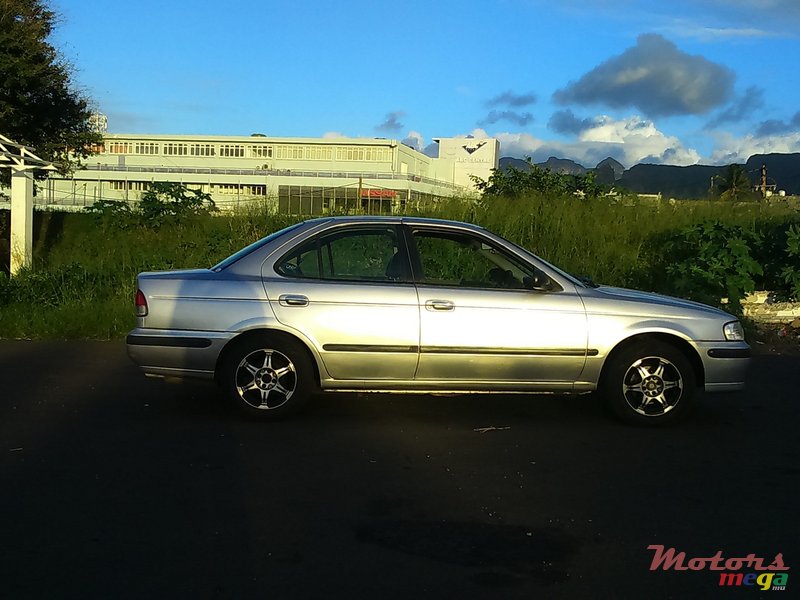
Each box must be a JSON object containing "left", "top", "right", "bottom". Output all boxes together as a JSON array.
[
  {"left": 276, "top": 227, "right": 405, "bottom": 282},
  {"left": 412, "top": 230, "right": 534, "bottom": 290}
]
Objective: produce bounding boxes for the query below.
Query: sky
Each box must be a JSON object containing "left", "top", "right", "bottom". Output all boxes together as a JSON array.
[{"left": 52, "top": 0, "right": 800, "bottom": 168}]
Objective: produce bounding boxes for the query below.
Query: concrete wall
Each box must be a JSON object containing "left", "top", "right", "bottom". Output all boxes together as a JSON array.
[
  {"left": 434, "top": 137, "right": 499, "bottom": 188},
  {"left": 741, "top": 292, "right": 800, "bottom": 323}
]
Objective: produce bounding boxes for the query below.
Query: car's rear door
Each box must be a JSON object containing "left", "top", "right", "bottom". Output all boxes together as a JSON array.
[{"left": 264, "top": 224, "right": 419, "bottom": 381}]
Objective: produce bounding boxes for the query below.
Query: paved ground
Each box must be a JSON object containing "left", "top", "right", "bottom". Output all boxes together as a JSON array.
[{"left": 0, "top": 341, "right": 797, "bottom": 599}]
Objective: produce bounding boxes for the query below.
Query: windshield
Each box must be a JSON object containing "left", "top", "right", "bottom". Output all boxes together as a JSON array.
[{"left": 211, "top": 222, "right": 305, "bottom": 272}]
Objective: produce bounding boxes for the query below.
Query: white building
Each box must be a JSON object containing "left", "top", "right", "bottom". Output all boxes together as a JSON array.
[{"left": 37, "top": 133, "right": 499, "bottom": 213}]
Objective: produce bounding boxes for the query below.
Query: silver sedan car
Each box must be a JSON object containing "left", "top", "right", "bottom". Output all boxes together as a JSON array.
[{"left": 126, "top": 216, "right": 750, "bottom": 424}]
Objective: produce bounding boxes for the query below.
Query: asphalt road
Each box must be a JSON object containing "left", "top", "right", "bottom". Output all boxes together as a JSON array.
[{"left": 0, "top": 341, "right": 797, "bottom": 599}]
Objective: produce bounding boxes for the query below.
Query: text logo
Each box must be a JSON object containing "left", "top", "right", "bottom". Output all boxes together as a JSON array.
[
  {"left": 462, "top": 141, "right": 486, "bottom": 155},
  {"left": 647, "top": 545, "right": 789, "bottom": 591}
]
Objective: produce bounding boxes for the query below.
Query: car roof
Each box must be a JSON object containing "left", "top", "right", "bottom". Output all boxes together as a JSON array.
[{"left": 299, "top": 215, "right": 487, "bottom": 231}]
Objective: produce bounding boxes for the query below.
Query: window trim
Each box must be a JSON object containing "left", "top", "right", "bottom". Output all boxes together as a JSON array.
[
  {"left": 405, "top": 225, "right": 562, "bottom": 293},
  {"left": 273, "top": 224, "right": 413, "bottom": 285}
]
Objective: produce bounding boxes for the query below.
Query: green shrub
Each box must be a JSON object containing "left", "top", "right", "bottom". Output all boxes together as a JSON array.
[
  {"left": 781, "top": 224, "right": 800, "bottom": 300},
  {"left": 638, "top": 219, "right": 800, "bottom": 312},
  {"left": 85, "top": 182, "right": 216, "bottom": 229},
  {"left": 472, "top": 159, "right": 607, "bottom": 199},
  {"left": 666, "top": 222, "right": 763, "bottom": 312},
  {"left": 138, "top": 182, "right": 216, "bottom": 227}
]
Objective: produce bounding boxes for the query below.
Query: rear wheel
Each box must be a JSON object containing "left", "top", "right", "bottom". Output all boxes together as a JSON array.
[
  {"left": 601, "top": 341, "right": 696, "bottom": 425},
  {"left": 222, "top": 336, "right": 313, "bottom": 419}
]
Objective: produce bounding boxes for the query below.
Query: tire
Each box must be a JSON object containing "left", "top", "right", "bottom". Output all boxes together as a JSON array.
[
  {"left": 600, "top": 340, "right": 696, "bottom": 425},
  {"left": 222, "top": 335, "right": 313, "bottom": 419}
]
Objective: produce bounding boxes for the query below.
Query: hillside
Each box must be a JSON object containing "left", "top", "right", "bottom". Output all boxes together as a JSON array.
[
  {"left": 745, "top": 153, "right": 800, "bottom": 196},
  {"left": 619, "top": 164, "right": 726, "bottom": 198},
  {"left": 499, "top": 152, "right": 800, "bottom": 198}
]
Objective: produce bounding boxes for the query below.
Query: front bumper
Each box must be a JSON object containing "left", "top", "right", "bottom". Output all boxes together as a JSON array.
[{"left": 695, "top": 341, "right": 751, "bottom": 392}]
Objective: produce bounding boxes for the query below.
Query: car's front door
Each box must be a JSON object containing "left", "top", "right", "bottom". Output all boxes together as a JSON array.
[
  {"left": 409, "top": 226, "right": 588, "bottom": 387},
  {"left": 265, "top": 224, "right": 419, "bottom": 381}
]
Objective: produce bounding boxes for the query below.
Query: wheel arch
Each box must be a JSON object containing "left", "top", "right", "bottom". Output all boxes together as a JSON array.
[
  {"left": 214, "top": 328, "right": 322, "bottom": 389},
  {"left": 600, "top": 332, "right": 705, "bottom": 388}
]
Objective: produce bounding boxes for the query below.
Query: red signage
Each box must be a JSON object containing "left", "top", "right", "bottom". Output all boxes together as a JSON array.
[{"left": 361, "top": 189, "right": 397, "bottom": 198}]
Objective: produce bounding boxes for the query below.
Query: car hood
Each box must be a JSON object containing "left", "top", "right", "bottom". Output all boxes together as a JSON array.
[{"left": 586, "top": 286, "right": 733, "bottom": 319}]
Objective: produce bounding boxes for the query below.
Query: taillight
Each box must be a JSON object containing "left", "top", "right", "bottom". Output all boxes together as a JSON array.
[{"left": 135, "top": 289, "right": 148, "bottom": 317}]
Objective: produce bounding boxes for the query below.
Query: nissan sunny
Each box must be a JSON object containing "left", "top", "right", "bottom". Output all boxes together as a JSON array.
[{"left": 126, "top": 216, "right": 750, "bottom": 424}]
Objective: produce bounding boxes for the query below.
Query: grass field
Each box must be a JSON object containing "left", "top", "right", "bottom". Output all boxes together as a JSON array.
[{"left": 1, "top": 194, "right": 798, "bottom": 339}]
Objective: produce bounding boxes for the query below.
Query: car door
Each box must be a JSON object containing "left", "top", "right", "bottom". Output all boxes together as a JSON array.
[
  {"left": 408, "top": 226, "right": 588, "bottom": 386},
  {"left": 264, "top": 224, "right": 419, "bottom": 381}
]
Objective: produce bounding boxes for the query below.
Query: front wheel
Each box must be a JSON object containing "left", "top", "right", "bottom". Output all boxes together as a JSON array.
[
  {"left": 222, "top": 336, "right": 313, "bottom": 419},
  {"left": 600, "top": 341, "right": 696, "bottom": 425}
]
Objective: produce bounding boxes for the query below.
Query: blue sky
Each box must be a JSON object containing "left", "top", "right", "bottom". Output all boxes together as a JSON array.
[{"left": 53, "top": 0, "right": 800, "bottom": 168}]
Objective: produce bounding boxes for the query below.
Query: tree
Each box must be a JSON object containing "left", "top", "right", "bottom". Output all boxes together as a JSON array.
[
  {"left": 472, "top": 157, "right": 607, "bottom": 199},
  {"left": 715, "top": 164, "right": 755, "bottom": 201},
  {"left": 0, "top": 0, "right": 101, "bottom": 186}
]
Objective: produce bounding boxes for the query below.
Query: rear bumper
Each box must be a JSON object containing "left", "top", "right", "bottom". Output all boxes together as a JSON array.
[{"left": 127, "top": 328, "right": 231, "bottom": 379}]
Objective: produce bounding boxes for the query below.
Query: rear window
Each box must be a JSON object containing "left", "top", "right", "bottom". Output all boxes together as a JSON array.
[
  {"left": 211, "top": 222, "right": 305, "bottom": 272},
  {"left": 275, "top": 226, "right": 404, "bottom": 282}
]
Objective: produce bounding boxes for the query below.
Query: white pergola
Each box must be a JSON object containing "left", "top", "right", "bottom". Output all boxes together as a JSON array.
[{"left": 0, "top": 134, "right": 57, "bottom": 275}]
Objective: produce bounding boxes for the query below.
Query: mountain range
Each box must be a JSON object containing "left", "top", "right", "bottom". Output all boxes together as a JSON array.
[{"left": 498, "top": 153, "right": 800, "bottom": 198}]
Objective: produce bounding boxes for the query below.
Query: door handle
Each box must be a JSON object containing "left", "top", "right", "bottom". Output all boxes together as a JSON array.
[
  {"left": 279, "top": 294, "right": 309, "bottom": 307},
  {"left": 425, "top": 299, "right": 455, "bottom": 311}
]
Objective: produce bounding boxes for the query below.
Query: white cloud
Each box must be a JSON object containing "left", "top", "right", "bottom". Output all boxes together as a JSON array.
[
  {"left": 492, "top": 131, "right": 546, "bottom": 157},
  {"left": 709, "top": 132, "right": 800, "bottom": 164},
  {"left": 322, "top": 131, "right": 346, "bottom": 138},
  {"left": 491, "top": 116, "right": 700, "bottom": 168},
  {"left": 659, "top": 21, "right": 776, "bottom": 40},
  {"left": 402, "top": 130, "right": 425, "bottom": 151},
  {"left": 550, "top": 1, "right": 800, "bottom": 37}
]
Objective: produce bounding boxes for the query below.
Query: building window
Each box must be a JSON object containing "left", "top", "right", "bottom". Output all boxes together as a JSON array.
[
  {"left": 316, "top": 147, "right": 331, "bottom": 160},
  {"left": 190, "top": 144, "right": 216, "bottom": 157},
  {"left": 243, "top": 185, "right": 266, "bottom": 196},
  {"left": 134, "top": 142, "right": 159, "bottom": 155},
  {"left": 220, "top": 144, "right": 244, "bottom": 157},
  {"left": 108, "top": 142, "right": 132, "bottom": 154},
  {"left": 109, "top": 181, "right": 150, "bottom": 191},
  {"left": 214, "top": 184, "right": 239, "bottom": 194},
  {"left": 250, "top": 145, "right": 273, "bottom": 159},
  {"left": 277, "top": 185, "right": 401, "bottom": 215},
  {"left": 164, "top": 143, "right": 188, "bottom": 156},
  {"left": 212, "top": 184, "right": 265, "bottom": 196},
  {"left": 333, "top": 146, "right": 389, "bottom": 161}
]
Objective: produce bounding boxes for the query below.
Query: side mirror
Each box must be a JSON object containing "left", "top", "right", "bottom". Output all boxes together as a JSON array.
[{"left": 524, "top": 270, "right": 553, "bottom": 292}]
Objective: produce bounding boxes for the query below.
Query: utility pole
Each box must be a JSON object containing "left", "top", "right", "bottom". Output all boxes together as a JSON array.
[{"left": 0, "top": 134, "right": 57, "bottom": 275}]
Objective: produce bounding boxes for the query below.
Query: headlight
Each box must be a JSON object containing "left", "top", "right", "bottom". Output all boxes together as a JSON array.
[{"left": 724, "top": 321, "right": 745, "bottom": 341}]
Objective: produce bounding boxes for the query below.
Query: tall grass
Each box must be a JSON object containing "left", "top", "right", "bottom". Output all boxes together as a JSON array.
[
  {"left": 0, "top": 195, "right": 798, "bottom": 339},
  {"left": 421, "top": 194, "right": 798, "bottom": 285}
]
